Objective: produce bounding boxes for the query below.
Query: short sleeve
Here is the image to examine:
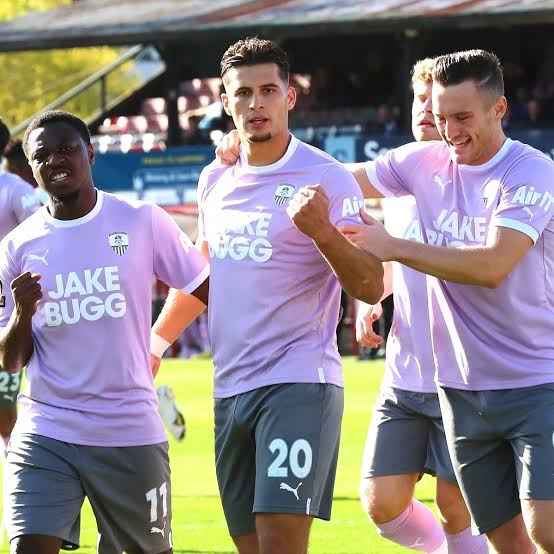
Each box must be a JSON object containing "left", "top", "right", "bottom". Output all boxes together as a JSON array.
[
  {"left": 365, "top": 141, "right": 437, "bottom": 198},
  {"left": 0, "top": 239, "right": 19, "bottom": 328},
  {"left": 151, "top": 205, "right": 209, "bottom": 294},
  {"left": 10, "top": 177, "right": 41, "bottom": 224},
  {"left": 492, "top": 155, "right": 554, "bottom": 244},
  {"left": 321, "top": 163, "right": 365, "bottom": 227}
]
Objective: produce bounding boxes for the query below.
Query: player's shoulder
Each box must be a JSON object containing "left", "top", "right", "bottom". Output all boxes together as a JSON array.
[
  {"left": 505, "top": 139, "right": 554, "bottom": 172},
  {"left": 0, "top": 207, "right": 46, "bottom": 253},
  {"left": 0, "top": 172, "right": 36, "bottom": 198},
  {"left": 293, "top": 139, "right": 354, "bottom": 180},
  {"left": 101, "top": 190, "right": 157, "bottom": 215},
  {"left": 387, "top": 139, "right": 448, "bottom": 165},
  {"left": 197, "top": 158, "right": 232, "bottom": 204}
]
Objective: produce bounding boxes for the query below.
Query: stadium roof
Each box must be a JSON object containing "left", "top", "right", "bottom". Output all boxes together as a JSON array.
[{"left": 0, "top": 0, "right": 553, "bottom": 52}]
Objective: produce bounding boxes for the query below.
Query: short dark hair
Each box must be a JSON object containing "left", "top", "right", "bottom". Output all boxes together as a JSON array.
[
  {"left": 3, "top": 139, "right": 26, "bottom": 164},
  {"left": 433, "top": 49, "right": 504, "bottom": 98},
  {"left": 0, "top": 119, "right": 10, "bottom": 157},
  {"left": 220, "top": 37, "right": 289, "bottom": 83},
  {"left": 23, "top": 110, "right": 91, "bottom": 158}
]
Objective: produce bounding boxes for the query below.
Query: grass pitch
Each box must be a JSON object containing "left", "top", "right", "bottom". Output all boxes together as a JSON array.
[{"left": 2, "top": 356, "right": 438, "bottom": 553}]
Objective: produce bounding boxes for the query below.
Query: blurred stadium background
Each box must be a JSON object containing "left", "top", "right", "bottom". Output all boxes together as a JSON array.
[{"left": 1, "top": 0, "right": 553, "bottom": 551}]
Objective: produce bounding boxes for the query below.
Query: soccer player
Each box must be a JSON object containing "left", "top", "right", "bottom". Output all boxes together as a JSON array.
[
  {"left": 0, "top": 110, "right": 209, "bottom": 554},
  {"left": 0, "top": 123, "right": 42, "bottom": 456},
  {"left": 151, "top": 38, "right": 384, "bottom": 554},
  {"left": 3, "top": 139, "right": 39, "bottom": 188},
  {"left": 355, "top": 58, "right": 488, "bottom": 553},
  {"left": 342, "top": 50, "right": 554, "bottom": 554}
]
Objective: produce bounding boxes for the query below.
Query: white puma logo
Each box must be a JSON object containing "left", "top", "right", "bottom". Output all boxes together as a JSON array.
[
  {"left": 27, "top": 251, "right": 48, "bottom": 266},
  {"left": 433, "top": 175, "right": 450, "bottom": 189},
  {"left": 279, "top": 482, "right": 302, "bottom": 501},
  {"left": 409, "top": 537, "right": 424, "bottom": 548},
  {"left": 150, "top": 521, "right": 165, "bottom": 538}
]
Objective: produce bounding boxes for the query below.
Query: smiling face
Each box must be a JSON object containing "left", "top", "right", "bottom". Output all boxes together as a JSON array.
[
  {"left": 221, "top": 63, "right": 296, "bottom": 145},
  {"left": 27, "top": 121, "right": 94, "bottom": 201},
  {"left": 411, "top": 79, "right": 440, "bottom": 142},
  {"left": 432, "top": 79, "right": 507, "bottom": 165}
]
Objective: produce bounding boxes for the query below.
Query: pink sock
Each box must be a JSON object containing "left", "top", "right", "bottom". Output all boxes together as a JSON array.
[
  {"left": 446, "top": 527, "right": 489, "bottom": 553},
  {"left": 376, "top": 499, "right": 447, "bottom": 552}
]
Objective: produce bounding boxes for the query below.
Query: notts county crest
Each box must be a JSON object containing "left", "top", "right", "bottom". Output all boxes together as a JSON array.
[
  {"left": 108, "top": 232, "right": 129, "bottom": 256},
  {"left": 274, "top": 184, "right": 295, "bottom": 206}
]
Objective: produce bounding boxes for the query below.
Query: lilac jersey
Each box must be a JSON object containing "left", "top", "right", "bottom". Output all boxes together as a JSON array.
[
  {"left": 198, "top": 134, "right": 364, "bottom": 398},
  {"left": 0, "top": 191, "right": 209, "bottom": 446},
  {"left": 368, "top": 138, "right": 554, "bottom": 390},
  {"left": 0, "top": 172, "right": 41, "bottom": 238},
  {"left": 381, "top": 196, "right": 436, "bottom": 393}
]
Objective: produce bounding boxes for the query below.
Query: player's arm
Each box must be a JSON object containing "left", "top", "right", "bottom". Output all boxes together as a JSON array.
[
  {"left": 345, "top": 162, "right": 384, "bottom": 199},
  {"left": 287, "top": 185, "right": 383, "bottom": 304},
  {"left": 390, "top": 227, "right": 531, "bottom": 287},
  {"left": 152, "top": 278, "right": 208, "bottom": 347},
  {"left": 343, "top": 212, "right": 533, "bottom": 288},
  {"left": 0, "top": 272, "right": 42, "bottom": 371},
  {"left": 355, "top": 261, "right": 392, "bottom": 347},
  {"left": 149, "top": 204, "right": 209, "bottom": 371}
]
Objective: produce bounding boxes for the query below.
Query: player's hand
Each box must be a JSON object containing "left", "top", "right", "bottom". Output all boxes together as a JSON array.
[
  {"left": 11, "top": 272, "right": 42, "bottom": 318},
  {"left": 150, "top": 354, "right": 161, "bottom": 378},
  {"left": 356, "top": 302, "right": 384, "bottom": 348},
  {"left": 215, "top": 129, "right": 240, "bottom": 165},
  {"left": 340, "top": 210, "right": 394, "bottom": 261},
  {"left": 287, "top": 185, "right": 334, "bottom": 242}
]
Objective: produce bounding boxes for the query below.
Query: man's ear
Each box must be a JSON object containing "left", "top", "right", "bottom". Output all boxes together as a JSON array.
[
  {"left": 287, "top": 85, "right": 297, "bottom": 111},
  {"left": 87, "top": 143, "right": 95, "bottom": 165},
  {"left": 221, "top": 93, "right": 232, "bottom": 116}
]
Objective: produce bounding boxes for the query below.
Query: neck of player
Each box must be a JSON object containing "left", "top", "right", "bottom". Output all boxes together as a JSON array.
[
  {"left": 243, "top": 130, "right": 291, "bottom": 167},
  {"left": 480, "top": 129, "right": 507, "bottom": 165},
  {"left": 47, "top": 184, "right": 97, "bottom": 221}
]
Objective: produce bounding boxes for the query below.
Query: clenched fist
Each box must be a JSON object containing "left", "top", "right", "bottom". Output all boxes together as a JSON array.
[
  {"left": 11, "top": 272, "right": 42, "bottom": 319},
  {"left": 286, "top": 185, "right": 333, "bottom": 242}
]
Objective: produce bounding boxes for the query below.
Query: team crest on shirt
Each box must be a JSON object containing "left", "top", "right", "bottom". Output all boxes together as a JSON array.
[
  {"left": 108, "top": 232, "right": 129, "bottom": 256},
  {"left": 274, "top": 184, "right": 295, "bottom": 206}
]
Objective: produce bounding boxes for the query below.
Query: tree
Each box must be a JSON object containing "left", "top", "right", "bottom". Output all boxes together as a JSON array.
[{"left": 0, "top": 0, "right": 138, "bottom": 131}]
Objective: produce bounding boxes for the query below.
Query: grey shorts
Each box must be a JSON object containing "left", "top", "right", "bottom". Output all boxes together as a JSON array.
[
  {"left": 0, "top": 370, "right": 22, "bottom": 408},
  {"left": 4, "top": 433, "right": 172, "bottom": 553},
  {"left": 438, "top": 384, "right": 554, "bottom": 534},
  {"left": 214, "top": 383, "right": 343, "bottom": 536},
  {"left": 361, "top": 386, "right": 457, "bottom": 484}
]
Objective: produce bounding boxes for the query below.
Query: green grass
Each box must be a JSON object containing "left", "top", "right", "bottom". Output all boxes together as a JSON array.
[{"left": 1, "top": 356, "right": 439, "bottom": 553}]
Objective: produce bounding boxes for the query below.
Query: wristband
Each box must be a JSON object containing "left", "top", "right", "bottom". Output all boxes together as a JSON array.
[{"left": 151, "top": 332, "right": 171, "bottom": 359}]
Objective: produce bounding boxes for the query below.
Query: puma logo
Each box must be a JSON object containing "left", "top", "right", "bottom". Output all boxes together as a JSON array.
[
  {"left": 150, "top": 521, "right": 165, "bottom": 538},
  {"left": 27, "top": 251, "right": 48, "bottom": 266},
  {"left": 279, "top": 482, "right": 302, "bottom": 501}
]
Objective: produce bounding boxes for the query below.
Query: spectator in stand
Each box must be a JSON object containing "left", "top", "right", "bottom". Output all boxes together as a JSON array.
[
  {"left": 527, "top": 98, "right": 543, "bottom": 126},
  {"left": 182, "top": 115, "right": 210, "bottom": 145},
  {"left": 372, "top": 104, "right": 400, "bottom": 136},
  {"left": 509, "top": 88, "right": 531, "bottom": 126}
]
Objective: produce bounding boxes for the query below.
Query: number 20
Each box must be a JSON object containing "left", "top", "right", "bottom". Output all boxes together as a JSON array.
[{"left": 267, "top": 438, "right": 312, "bottom": 479}]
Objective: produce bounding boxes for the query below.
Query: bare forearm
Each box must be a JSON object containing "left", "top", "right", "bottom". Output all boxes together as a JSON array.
[
  {"left": 391, "top": 238, "right": 504, "bottom": 288},
  {"left": 345, "top": 163, "right": 384, "bottom": 199},
  {"left": 152, "top": 288, "right": 206, "bottom": 344},
  {"left": 0, "top": 311, "right": 34, "bottom": 372},
  {"left": 315, "top": 227, "right": 384, "bottom": 304}
]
